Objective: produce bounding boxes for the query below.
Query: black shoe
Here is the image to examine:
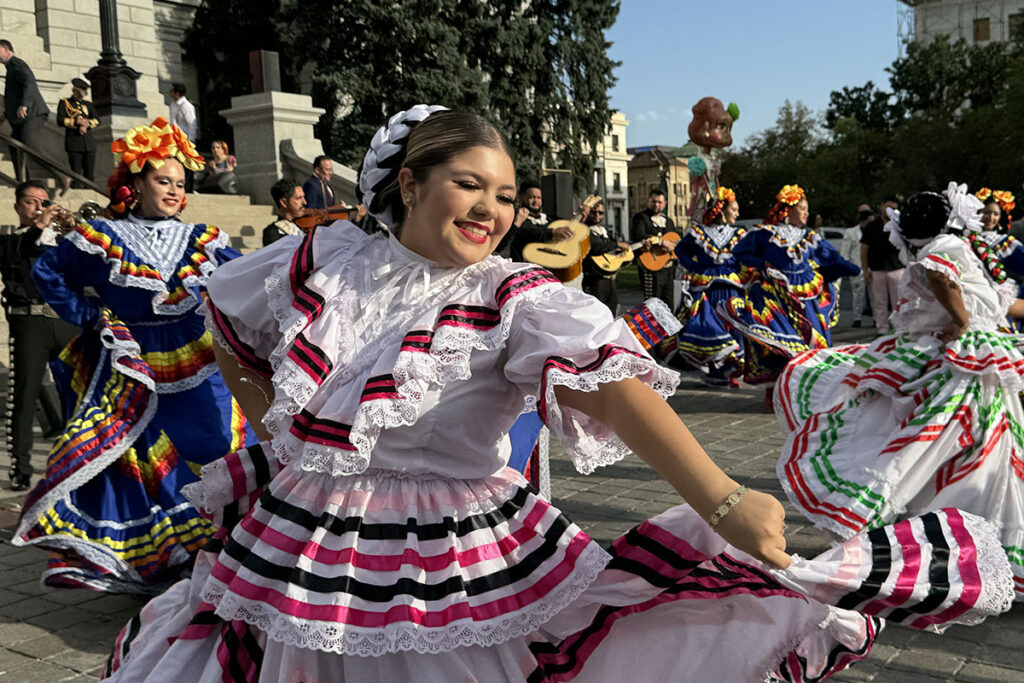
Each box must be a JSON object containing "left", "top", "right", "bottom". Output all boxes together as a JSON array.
[
  {"left": 851, "top": 320, "right": 862, "bottom": 328},
  {"left": 9, "top": 474, "right": 30, "bottom": 491},
  {"left": 42, "top": 427, "right": 61, "bottom": 440}
]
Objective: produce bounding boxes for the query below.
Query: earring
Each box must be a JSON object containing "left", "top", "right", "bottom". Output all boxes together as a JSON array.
[{"left": 129, "top": 194, "right": 140, "bottom": 211}]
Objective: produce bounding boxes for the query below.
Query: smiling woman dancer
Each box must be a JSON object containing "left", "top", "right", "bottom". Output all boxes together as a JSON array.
[
  {"left": 102, "top": 107, "right": 1010, "bottom": 683},
  {"left": 13, "top": 118, "right": 253, "bottom": 593}
]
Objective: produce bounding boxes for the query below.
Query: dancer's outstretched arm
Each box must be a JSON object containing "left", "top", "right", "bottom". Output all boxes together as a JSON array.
[{"left": 555, "top": 378, "right": 791, "bottom": 568}]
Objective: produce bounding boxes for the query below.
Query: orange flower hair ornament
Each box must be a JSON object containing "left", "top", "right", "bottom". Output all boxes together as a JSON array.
[
  {"left": 111, "top": 117, "right": 205, "bottom": 174},
  {"left": 766, "top": 184, "right": 806, "bottom": 225},
  {"left": 106, "top": 117, "right": 204, "bottom": 217},
  {"left": 976, "top": 187, "right": 1016, "bottom": 216},
  {"left": 703, "top": 186, "right": 737, "bottom": 225}
]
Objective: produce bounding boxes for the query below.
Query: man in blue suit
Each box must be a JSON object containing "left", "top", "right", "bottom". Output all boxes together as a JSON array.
[
  {"left": 0, "top": 40, "right": 50, "bottom": 181},
  {"left": 302, "top": 155, "right": 336, "bottom": 209}
]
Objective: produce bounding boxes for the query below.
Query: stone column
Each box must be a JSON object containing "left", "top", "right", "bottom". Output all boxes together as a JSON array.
[
  {"left": 219, "top": 91, "right": 327, "bottom": 206},
  {"left": 86, "top": 0, "right": 150, "bottom": 185}
]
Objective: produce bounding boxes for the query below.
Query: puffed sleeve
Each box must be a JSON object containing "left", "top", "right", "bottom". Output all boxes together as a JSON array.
[
  {"left": 812, "top": 238, "right": 860, "bottom": 282},
  {"left": 674, "top": 232, "right": 701, "bottom": 271},
  {"left": 993, "top": 235, "right": 1024, "bottom": 279},
  {"left": 205, "top": 235, "right": 300, "bottom": 378},
  {"left": 504, "top": 288, "right": 680, "bottom": 474},
  {"left": 32, "top": 239, "right": 106, "bottom": 328},
  {"left": 731, "top": 228, "right": 768, "bottom": 269}
]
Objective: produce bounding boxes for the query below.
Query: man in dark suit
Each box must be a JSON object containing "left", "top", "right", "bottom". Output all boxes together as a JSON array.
[
  {"left": 303, "top": 155, "right": 336, "bottom": 209},
  {"left": 56, "top": 78, "right": 99, "bottom": 185},
  {"left": 0, "top": 40, "right": 50, "bottom": 181},
  {"left": 0, "top": 181, "right": 80, "bottom": 490},
  {"left": 630, "top": 188, "right": 678, "bottom": 308}
]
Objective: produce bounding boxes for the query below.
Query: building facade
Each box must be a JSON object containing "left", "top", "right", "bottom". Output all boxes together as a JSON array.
[
  {"left": 0, "top": 0, "right": 199, "bottom": 179},
  {"left": 626, "top": 146, "right": 691, "bottom": 233},
  {"left": 591, "top": 111, "right": 630, "bottom": 239},
  {"left": 900, "top": 0, "right": 1024, "bottom": 45}
]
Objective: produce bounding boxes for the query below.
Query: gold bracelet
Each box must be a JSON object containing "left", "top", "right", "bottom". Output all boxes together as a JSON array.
[{"left": 708, "top": 485, "right": 749, "bottom": 529}]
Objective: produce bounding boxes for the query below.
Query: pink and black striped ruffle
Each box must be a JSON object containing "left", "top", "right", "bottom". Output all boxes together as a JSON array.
[
  {"left": 196, "top": 465, "right": 609, "bottom": 655},
  {"left": 527, "top": 507, "right": 1011, "bottom": 682}
]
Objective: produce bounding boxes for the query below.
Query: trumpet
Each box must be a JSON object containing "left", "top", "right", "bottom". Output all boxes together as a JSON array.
[{"left": 38, "top": 200, "right": 105, "bottom": 234}]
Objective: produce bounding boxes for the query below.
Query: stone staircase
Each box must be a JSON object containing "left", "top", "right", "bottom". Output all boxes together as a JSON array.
[{"left": 0, "top": 186, "right": 275, "bottom": 253}]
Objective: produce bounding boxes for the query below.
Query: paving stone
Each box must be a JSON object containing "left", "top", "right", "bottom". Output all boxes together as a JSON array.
[
  {"left": 956, "top": 661, "right": 1024, "bottom": 682},
  {"left": 0, "top": 597, "right": 64, "bottom": 621},
  {"left": 0, "top": 658, "right": 78, "bottom": 682},
  {"left": 887, "top": 649, "right": 966, "bottom": 676},
  {"left": 0, "top": 646, "right": 35, "bottom": 672},
  {"left": 44, "top": 647, "right": 109, "bottom": 674},
  {"left": 0, "top": 621, "right": 48, "bottom": 645},
  {"left": 971, "top": 644, "right": 1024, "bottom": 671},
  {"left": 7, "top": 633, "right": 73, "bottom": 659}
]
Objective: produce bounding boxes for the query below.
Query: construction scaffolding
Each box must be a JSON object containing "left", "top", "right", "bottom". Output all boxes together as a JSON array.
[{"left": 897, "top": 0, "right": 1024, "bottom": 52}]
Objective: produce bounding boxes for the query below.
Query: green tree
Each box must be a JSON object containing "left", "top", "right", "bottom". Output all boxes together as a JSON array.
[{"left": 187, "top": 0, "right": 620, "bottom": 191}]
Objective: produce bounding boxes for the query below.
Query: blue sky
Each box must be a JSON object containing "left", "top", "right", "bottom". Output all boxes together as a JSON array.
[{"left": 607, "top": 1, "right": 901, "bottom": 148}]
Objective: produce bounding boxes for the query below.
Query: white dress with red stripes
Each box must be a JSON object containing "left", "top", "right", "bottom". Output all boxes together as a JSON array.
[
  {"left": 102, "top": 224, "right": 1013, "bottom": 682},
  {"left": 776, "top": 233, "right": 1024, "bottom": 599}
]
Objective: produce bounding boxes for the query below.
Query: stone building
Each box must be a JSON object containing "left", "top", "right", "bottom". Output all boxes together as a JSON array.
[
  {"left": 899, "top": 0, "right": 1024, "bottom": 46},
  {"left": 0, "top": 0, "right": 200, "bottom": 181},
  {"left": 626, "top": 145, "right": 692, "bottom": 231},
  {"left": 591, "top": 111, "right": 630, "bottom": 239}
]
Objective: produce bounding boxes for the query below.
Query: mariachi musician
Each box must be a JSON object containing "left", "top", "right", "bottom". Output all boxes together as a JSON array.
[
  {"left": 631, "top": 187, "right": 678, "bottom": 308},
  {"left": 56, "top": 78, "right": 99, "bottom": 184},
  {"left": 581, "top": 199, "right": 629, "bottom": 314}
]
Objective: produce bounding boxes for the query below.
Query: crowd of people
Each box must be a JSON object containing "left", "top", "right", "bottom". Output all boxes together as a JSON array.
[{"left": 0, "top": 97, "right": 1022, "bottom": 682}]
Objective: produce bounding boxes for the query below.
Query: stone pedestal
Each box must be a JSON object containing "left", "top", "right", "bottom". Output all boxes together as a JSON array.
[
  {"left": 92, "top": 111, "right": 153, "bottom": 186},
  {"left": 219, "top": 91, "right": 326, "bottom": 206}
]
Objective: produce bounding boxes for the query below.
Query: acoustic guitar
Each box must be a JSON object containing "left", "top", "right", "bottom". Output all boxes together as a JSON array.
[
  {"left": 590, "top": 235, "right": 667, "bottom": 275},
  {"left": 520, "top": 195, "right": 601, "bottom": 282},
  {"left": 521, "top": 220, "right": 591, "bottom": 282},
  {"left": 637, "top": 231, "right": 681, "bottom": 271}
]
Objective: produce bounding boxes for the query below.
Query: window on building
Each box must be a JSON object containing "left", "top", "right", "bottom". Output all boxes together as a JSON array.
[
  {"left": 673, "top": 183, "right": 681, "bottom": 195},
  {"left": 614, "top": 207, "right": 622, "bottom": 235},
  {"left": 611, "top": 135, "right": 619, "bottom": 152},
  {"left": 628, "top": 185, "right": 634, "bottom": 200},
  {"left": 974, "top": 17, "right": 991, "bottom": 42},
  {"left": 1011, "top": 13, "right": 1024, "bottom": 39},
  {"left": 613, "top": 173, "right": 621, "bottom": 192}
]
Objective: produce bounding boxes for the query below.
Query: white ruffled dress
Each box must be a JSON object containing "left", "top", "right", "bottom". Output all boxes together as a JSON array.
[
  {"left": 103, "top": 224, "right": 1013, "bottom": 682},
  {"left": 777, "top": 234, "right": 1024, "bottom": 599}
]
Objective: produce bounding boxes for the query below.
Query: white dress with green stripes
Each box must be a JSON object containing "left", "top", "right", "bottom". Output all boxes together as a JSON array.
[{"left": 776, "top": 233, "right": 1024, "bottom": 600}]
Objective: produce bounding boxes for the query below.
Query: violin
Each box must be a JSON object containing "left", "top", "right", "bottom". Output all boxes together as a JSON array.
[{"left": 294, "top": 205, "right": 356, "bottom": 232}]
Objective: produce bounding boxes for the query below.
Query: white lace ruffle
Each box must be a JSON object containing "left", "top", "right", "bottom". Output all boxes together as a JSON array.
[
  {"left": 67, "top": 223, "right": 230, "bottom": 316},
  {"left": 542, "top": 350, "right": 680, "bottom": 475},
  {"left": 202, "top": 540, "right": 610, "bottom": 656},
  {"left": 930, "top": 510, "right": 1015, "bottom": 630},
  {"left": 269, "top": 281, "right": 561, "bottom": 476},
  {"left": 641, "top": 296, "right": 683, "bottom": 337}
]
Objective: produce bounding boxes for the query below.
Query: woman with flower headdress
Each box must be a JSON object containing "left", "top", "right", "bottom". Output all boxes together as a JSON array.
[
  {"left": 97, "top": 108, "right": 1013, "bottom": 683},
  {"left": 776, "top": 183, "right": 1024, "bottom": 600},
  {"left": 719, "top": 184, "right": 859, "bottom": 411},
  {"left": 960, "top": 188, "right": 1024, "bottom": 331},
  {"left": 12, "top": 117, "right": 254, "bottom": 593},
  {"left": 664, "top": 186, "right": 749, "bottom": 387}
]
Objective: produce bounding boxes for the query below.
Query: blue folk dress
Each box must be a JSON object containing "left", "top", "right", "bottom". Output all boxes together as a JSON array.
[
  {"left": 14, "top": 214, "right": 254, "bottom": 593},
  {"left": 963, "top": 230, "right": 1024, "bottom": 331},
  {"left": 667, "top": 222, "right": 749, "bottom": 384},
  {"left": 719, "top": 224, "right": 859, "bottom": 384}
]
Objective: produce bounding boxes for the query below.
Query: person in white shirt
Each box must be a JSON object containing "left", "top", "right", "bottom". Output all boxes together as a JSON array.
[
  {"left": 841, "top": 204, "right": 873, "bottom": 327},
  {"left": 168, "top": 83, "right": 198, "bottom": 191},
  {"left": 168, "top": 82, "right": 197, "bottom": 139}
]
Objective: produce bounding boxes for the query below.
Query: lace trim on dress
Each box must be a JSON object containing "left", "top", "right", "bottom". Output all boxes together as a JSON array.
[
  {"left": 67, "top": 221, "right": 230, "bottom": 314},
  {"left": 541, "top": 348, "right": 680, "bottom": 474},
  {"left": 767, "top": 224, "right": 821, "bottom": 261},
  {"left": 13, "top": 350, "right": 160, "bottom": 552},
  {"left": 268, "top": 282, "right": 561, "bottom": 476},
  {"left": 937, "top": 511, "right": 1015, "bottom": 629},
  {"left": 202, "top": 539, "right": 610, "bottom": 656}
]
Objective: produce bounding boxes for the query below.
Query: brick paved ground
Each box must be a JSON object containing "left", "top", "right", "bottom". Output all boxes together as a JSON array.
[{"left": 0, "top": 295, "right": 1022, "bottom": 681}]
